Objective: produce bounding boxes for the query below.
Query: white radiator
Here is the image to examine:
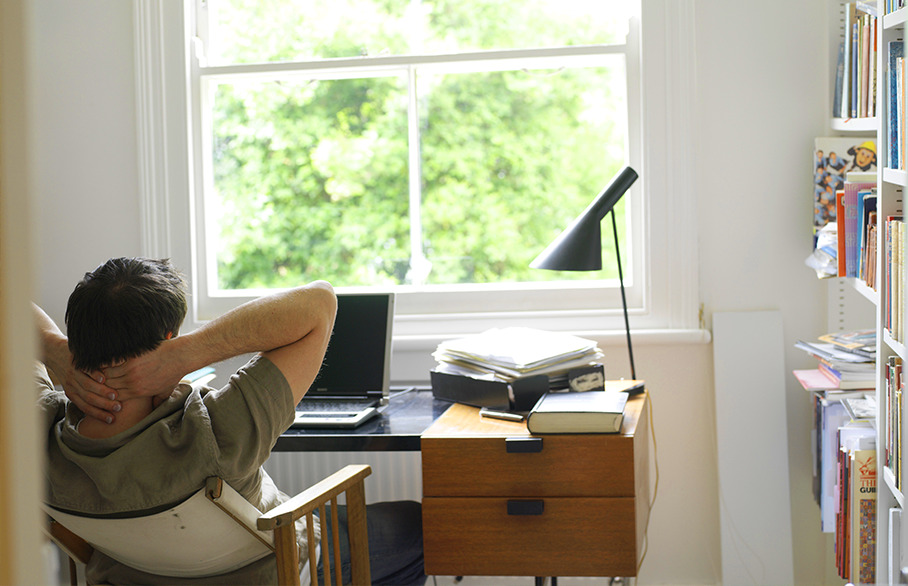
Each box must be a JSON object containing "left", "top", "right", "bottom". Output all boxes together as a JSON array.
[{"left": 263, "top": 451, "right": 423, "bottom": 504}]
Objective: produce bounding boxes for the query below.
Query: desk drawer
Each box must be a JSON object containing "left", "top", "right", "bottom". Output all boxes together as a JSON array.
[
  {"left": 422, "top": 496, "right": 638, "bottom": 577},
  {"left": 421, "top": 434, "right": 635, "bottom": 497}
]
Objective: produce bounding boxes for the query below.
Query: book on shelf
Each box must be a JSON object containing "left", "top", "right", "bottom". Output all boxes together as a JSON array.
[
  {"left": 796, "top": 334, "right": 877, "bottom": 365},
  {"left": 885, "top": 356, "right": 903, "bottom": 492},
  {"left": 835, "top": 40, "right": 845, "bottom": 118},
  {"left": 818, "top": 360, "right": 875, "bottom": 390},
  {"left": 836, "top": 4, "right": 877, "bottom": 120},
  {"left": 884, "top": 0, "right": 904, "bottom": 16},
  {"left": 858, "top": 191, "right": 877, "bottom": 286},
  {"left": 794, "top": 366, "right": 873, "bottom": 391},
  {"left": 818, "top": 329, "right": 876, "bottom": 358},
  {"left": 850, "top": 446, "right": 877, "bottom": 584},
  {"left": 837, "top": 189, "right": 848, "bottom": 275},
  {"left": 525, "top": 390, "right": 627, "bottom": 434},
  {"left": 794, "top": 368, "right": 839, "bottom": 391},
  {"left": 843, "top": 395, "right": 877, "bottom": 421},
  {"left": 844, "top": 177, "right": 877, "bottom": 278},
  {"left": 889, "top": 39, "right": 903, "bottom": 168},
  {"left": 834, "top": 424, "right": 875, "bottom": 581},
  {"left": 890, "top": 508, "right": 901, "bottom": 586},
  {"left": 883, "top": 216, "right": 906, "bottom": 341}
]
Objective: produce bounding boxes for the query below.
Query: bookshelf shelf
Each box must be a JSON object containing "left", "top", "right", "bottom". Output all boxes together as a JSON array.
[
  {"left": 883, "top": 167, "right": 908, "bottom": 186},
  {"left": 885, "top": 329, "right": 908, "bottom": 361},
  {"left": 884, "top": 7, "right": 908, "bottom": 28},
  {"left": 885, "top": 467, "right": 906, "bottom": 509},
  {"left": 832, "top": 116, "right": 879, "bottom": 132},
  {"left": 852, "top": 277, "right": 880, "bottom": 304}
]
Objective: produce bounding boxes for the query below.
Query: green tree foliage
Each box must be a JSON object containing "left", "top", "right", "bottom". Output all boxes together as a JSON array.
[{"left": 208, "top": 0, "right": 629, "bottom": 289}]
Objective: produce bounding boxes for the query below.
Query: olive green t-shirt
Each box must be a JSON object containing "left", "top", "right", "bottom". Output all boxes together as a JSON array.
[{"left": 39, "top": 355, "right": 303, "bottom": 584}]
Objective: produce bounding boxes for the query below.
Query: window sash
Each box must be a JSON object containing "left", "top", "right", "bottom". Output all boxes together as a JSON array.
[{"left": 135, "top": 0, "right": 698, "bottom": 339}]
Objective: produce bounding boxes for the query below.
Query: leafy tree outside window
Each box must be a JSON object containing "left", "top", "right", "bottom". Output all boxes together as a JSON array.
[{"left": 196, "top": 0, "right": 638, "bottom": 293}]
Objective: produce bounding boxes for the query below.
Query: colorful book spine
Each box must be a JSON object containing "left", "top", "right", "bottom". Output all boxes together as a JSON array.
[
  {"left": 852, "top": 449, "right": 876, "bottom": 585},
  {"left": 844, "top": 182, "right": 877, "bottom": 277},
  {"left": 839, "top": 4, "right": 878, "bottom": 119},
  {"left": 890, "top": 40, "right": 903, "bottom": 168},
  {"left": 885, "top": 217, "right": 905, "bottom": 341}
]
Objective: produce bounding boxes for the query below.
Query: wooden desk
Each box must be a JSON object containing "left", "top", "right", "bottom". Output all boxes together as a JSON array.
[{"left": 420, "top": 391, "right": 650, "bottom": 578}]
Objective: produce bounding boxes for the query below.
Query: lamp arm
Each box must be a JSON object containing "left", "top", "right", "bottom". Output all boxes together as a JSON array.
[
  {"left": 611, "top": 209, "right": 636, "bottom": 380},
  {"left": 586, "top": 167, "right": 639, "bottom": 223}
]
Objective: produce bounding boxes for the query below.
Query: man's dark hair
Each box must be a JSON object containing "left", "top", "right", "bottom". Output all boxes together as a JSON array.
[{"left": 65, "top": 257, "right": 187, "bottom": 371}]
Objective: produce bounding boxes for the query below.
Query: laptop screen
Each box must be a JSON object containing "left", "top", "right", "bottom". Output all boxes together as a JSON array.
[{"left": 306, "top": 292, "right": 394, "bottom": 401}]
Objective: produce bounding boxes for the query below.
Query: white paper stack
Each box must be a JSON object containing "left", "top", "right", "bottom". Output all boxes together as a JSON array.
[{"left": 432, "top": 327, "right": 604, "bottom": 386}]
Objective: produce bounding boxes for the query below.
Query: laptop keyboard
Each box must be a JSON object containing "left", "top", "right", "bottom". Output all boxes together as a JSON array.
[{"left": 295, "top": 400, "right": 377, "bottom": 414}]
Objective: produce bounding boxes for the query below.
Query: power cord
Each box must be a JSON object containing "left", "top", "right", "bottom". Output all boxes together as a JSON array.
[{"left": 636, "top": 390, "right": 660, "bottom": 577}]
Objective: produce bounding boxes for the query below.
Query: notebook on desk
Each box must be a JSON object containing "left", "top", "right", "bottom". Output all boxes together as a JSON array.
[{"left": 291, "top": 292, "right": 394, "bottom": 429}]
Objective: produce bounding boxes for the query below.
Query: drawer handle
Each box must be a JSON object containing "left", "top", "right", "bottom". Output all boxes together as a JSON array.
[
  {"left": 505, "top": 437, "right": 543, "bottom": 453},
  {"left": 507, "top": 500, "right": 545, "bottom": 516}
]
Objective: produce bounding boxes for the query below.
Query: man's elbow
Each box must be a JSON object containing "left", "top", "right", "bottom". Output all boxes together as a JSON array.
[{"left": 309, "top": 281, "right": 338, "bottom": 322}]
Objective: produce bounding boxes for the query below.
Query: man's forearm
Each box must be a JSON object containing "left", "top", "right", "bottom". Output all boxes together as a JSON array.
[
  {"left": 33, "top": 304, "right": 69, "bottom": 379},
  {"left": 103, "top": 280, "right": 337, "bottom": 399},
  {"left": 176, "top": 280, "right": 335, "bottom": 370}
]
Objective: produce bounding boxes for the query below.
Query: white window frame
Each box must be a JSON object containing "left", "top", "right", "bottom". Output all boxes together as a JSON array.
[{"left": 134, "top": 0, "right": 702, "bottom": 347}]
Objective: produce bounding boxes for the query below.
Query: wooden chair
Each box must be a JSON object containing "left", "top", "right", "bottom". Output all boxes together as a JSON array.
[{"left": 45, "top": 464, "right": 372, "bottom": 586}]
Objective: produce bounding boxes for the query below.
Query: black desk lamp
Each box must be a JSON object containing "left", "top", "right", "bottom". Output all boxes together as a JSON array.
[{"left": 530, "top": 166, "right": 639, "bottom": 380}]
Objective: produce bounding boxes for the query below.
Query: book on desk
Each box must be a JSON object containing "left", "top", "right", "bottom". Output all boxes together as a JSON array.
[{"left": 527, "top": 390, "right": 629, "bottom": 434}]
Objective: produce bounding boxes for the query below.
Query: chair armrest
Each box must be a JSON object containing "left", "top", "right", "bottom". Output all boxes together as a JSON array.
[
  {"left": 46, "top": 517, "right": 94, "bottom": 565},
  {"left": 257, "top": 464, "right": 372, "bottom": 531}
]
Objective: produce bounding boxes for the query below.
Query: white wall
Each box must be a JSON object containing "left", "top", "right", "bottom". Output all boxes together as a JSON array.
[
  {"left": 22, "top": 0, "right": 837, "bottom": 584},
  {"left": 694, "top": 1, "right": 833, "bottom": 584},
  {"left": 30, "top": 0, "right": 142, "bottom": 329}
]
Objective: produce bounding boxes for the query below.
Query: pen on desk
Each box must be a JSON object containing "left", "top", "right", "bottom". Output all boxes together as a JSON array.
[{"left": 479, "top": 407, "right": 525, "bottom": 422}]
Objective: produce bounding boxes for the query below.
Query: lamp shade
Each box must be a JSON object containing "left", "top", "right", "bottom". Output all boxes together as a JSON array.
[{"left": 530, "top": 166, "right": 638, "bottom": 271}]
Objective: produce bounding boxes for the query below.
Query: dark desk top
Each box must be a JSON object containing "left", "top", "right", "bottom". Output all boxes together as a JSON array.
[{"left": 273, "top": 389, "right": 451, "bottom": 452}]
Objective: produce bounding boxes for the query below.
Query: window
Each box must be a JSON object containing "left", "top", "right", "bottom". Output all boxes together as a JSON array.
[{"left": 137, "top": 0, "right": 699, "bottom": 340}]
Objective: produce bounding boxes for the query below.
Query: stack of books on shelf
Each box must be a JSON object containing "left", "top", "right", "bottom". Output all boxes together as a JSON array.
[
  {"left": 835, "top": 426, "right": 877, "bottom": 585},
  {"left": 431, "top": 327, "right": 604, "bottom": 389},
  {"left": 834, "top": 2, "right": 877, "bottom": 120},
  {"left": 811, "top": 139, "right": 877, "bottom": 284},
  {"left": 885, "top": 1, "right": 905, "bottom": 16},
  {"left": 837, "top": 174, "right": 877, "bottom": 285},
  {"left": 795, "top": 330, "right": 877, "bottom": 391},
  {"left": 808, "top": 393, "right": 877, "bottom": 584},
  {"left": 885, "top": 356, "right": 903, "bottom": 492}
]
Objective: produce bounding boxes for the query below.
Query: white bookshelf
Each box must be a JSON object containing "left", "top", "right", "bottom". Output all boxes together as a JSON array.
[
  {"left": 823, "top": 2, "right": 908, "bottom": 583},
  {"left": 875, "top": 3, "right": 906, "bottom": 583}
]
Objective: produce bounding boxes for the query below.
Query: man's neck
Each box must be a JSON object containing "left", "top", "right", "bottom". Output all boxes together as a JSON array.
[{"left": 78, "top": 397, "right": 155, "bottom": 439}]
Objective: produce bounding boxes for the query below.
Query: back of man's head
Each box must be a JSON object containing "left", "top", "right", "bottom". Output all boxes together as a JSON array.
[{"left": 65, "top": 257, "right": 187, "bottom": 371}]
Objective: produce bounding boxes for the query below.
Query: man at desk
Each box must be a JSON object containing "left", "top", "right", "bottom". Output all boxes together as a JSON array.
[{"left": 36, "top": 257, "right": 425, "bottom": 584}]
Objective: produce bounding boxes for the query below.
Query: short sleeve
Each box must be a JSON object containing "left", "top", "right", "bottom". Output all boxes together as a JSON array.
[
  {"left": 35, "top": 362, "right": 66, "bottom": 432},
  {"left": 203, "top": 355, "right": 295, "bottom": 487}
]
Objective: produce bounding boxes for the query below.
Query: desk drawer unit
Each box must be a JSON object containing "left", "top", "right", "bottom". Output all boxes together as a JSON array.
[{"left": 420, "top": 392, "right": 649, "bottom": 578}]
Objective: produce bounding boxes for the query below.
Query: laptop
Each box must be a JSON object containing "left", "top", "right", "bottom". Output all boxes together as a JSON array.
[{"left": 291, "top": 292, "right": 394, "bottom": 429}]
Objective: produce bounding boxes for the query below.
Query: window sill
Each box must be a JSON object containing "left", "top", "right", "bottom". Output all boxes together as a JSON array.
[{"left": 393, "top": 327, "right": 711, "bottom": 353}]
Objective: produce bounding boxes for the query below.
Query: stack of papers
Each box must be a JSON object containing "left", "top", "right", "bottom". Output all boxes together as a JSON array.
[
  {"left": 433, "top": 327, "right": 604, "bottom": 387},
  {"left": 794, "top": 330, "right": 876, "bottom": 390}
]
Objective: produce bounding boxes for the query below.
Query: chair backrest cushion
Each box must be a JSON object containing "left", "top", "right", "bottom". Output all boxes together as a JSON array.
[{"left": 45, "top": 481, "right": 275, "bottom": 578}]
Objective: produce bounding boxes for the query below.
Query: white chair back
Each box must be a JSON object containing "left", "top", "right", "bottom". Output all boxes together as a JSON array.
[{"left": 44, "top": 478, "right": 274, "bottom": 578}]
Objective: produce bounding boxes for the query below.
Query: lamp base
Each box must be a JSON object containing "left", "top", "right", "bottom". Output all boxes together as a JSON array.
[{"left": 615, "top": 379, "right": 645, "bottom": 394}]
